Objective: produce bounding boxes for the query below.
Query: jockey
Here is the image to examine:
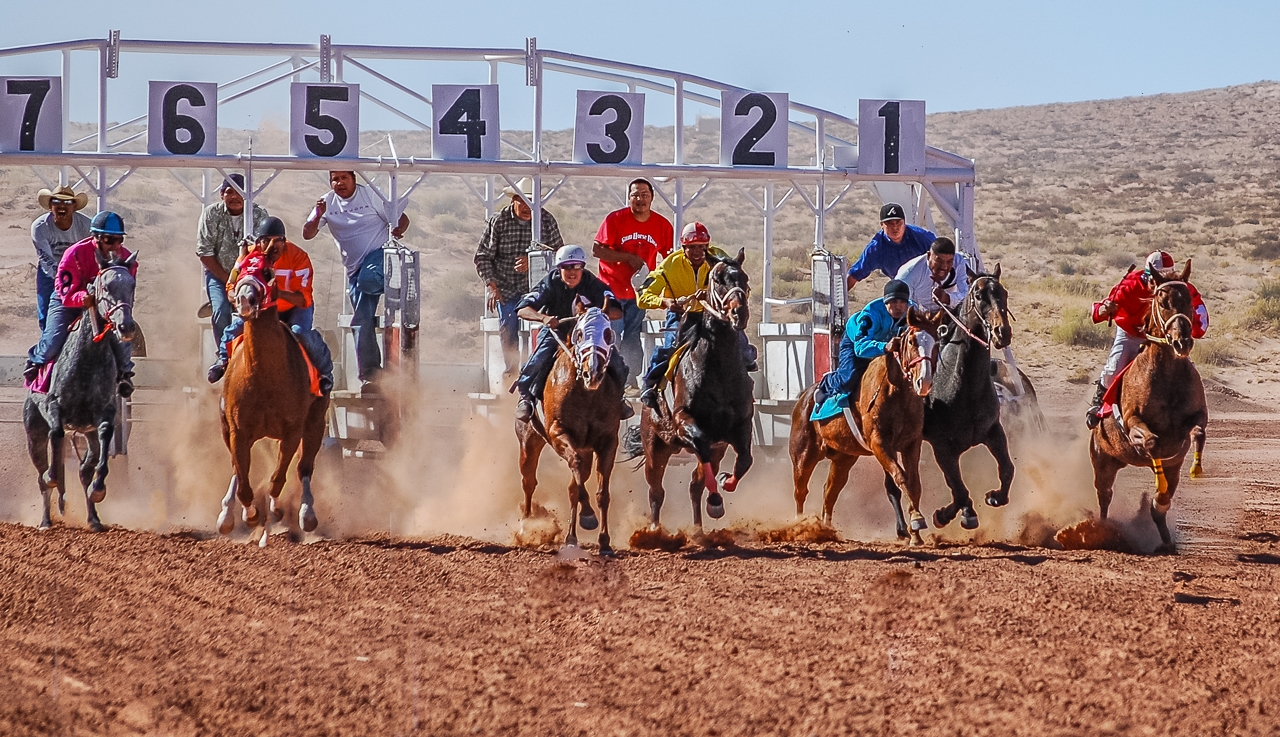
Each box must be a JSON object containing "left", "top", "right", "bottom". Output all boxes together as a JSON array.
[
  {"left": 1085, "top": 250, "right": 1208, "bottom": 428},
  {"left": 24, "top": 211, "right": 136, "bottom": 397},
  {"left": 513, "top": 245, "right": 630, "bottom": 421},
  {"left": 813, "top": 279, "right": 912, "bottom": 409},
  {"left": 635, "top": 221, "right": 758, "bottom": 410},
  {"left": 894, "top": 236, "right": 971, "bottom": 314},
  {"left": 207, "top": 217, "right": 335, "bottom": 395}
]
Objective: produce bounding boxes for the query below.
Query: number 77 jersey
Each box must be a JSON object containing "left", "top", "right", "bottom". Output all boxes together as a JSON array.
[{"left": 268, "top": 241, "right": 316, "bottom": 310}]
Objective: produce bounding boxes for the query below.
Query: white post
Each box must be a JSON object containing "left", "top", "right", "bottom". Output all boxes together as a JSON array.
[
  {"left": 530, "top": 41, "right": 543, "bottom": 248},
  {"left": 60, "top": 49, "right": 70, "bottom": 186},
  {"left": 243, "top": 158, "right": 254, "bottom": 241},
  {"left": 96, "top": 42, "right": 108, "bottom": 211},
  {"left": 762, "top": 183, "right": 775, "bottom": 324}
]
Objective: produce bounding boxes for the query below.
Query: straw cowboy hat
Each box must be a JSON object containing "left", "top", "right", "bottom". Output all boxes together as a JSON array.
[
  {"left": 500, "top": 177, "right": 535, "bottom": 202},
  {"left": 37, "top": 185, "right": 89, "bottom": 211}
]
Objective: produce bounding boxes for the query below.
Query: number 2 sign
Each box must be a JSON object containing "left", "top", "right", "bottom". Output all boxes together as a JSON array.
[
  {"left": 290, "top": 83, "right": 360, "bottom": 158},
  {"left": 719, "top": 91, "right": 788, "bottom": 168},
  {"left": 857, "top": 99, "right": 925, "bottom": 176},
  {"left": 148, "top": 81, "right": 217, "bottom": 156},
  {"left": 432, "top": 84, "right": 500, "bottom": 161},
  {"left": 0, "top": 77, "right": 62, "bottom": 153}
]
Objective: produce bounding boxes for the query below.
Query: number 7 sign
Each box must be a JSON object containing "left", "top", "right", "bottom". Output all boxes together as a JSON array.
[
  {"left": 857, "top": 99, "right": 925, "bottom": 177},
  {"left": 0, "top": 77, "right": 62, "bottom": 153}
]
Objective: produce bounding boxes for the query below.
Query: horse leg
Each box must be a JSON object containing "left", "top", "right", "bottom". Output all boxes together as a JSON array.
[
  {"left": 981, "top": 423, "right": 1016, "bottom": 508},
  {"left": 596, "top": 440, "right": 617, "bottom": 555},
  {"left": 269, "top": 432, "right": 302, "bottom": 524},
  {"left": 297, "top": 401, "right": 327, "bottom": 534},
  {"left": 701, "top": 445, "right": 729, "bottom": 523},
  {"left": 1089, "top": 440, "right": 1124, "bottom": 520},
  {"left": 230, "top": 433, "right": 259, "bottom": 528},
  {"left": 931, "top": 445, "right": 978, "bottom": 530},
  {"left": 1150, "top": 458, "right": 1183, "bottom": 553},
  {"left": 48, "top": 421, "right": 68, "bottom": 525},
  {"left": 1188, "top": 424, "right": 1207, "bottom": 479},
  {"left": 821, "top": 454, "right": 856, "bottom": 526},
  {"left": 217, "top": 476, "right": 239, "bottom": 535},
  {"left": 516, "top": 423, "right": 546, "bottom": 520},
  {"left": 871, "top": 443, "right": 914, "bottom": 540},
  {"left": 86, "top": 401, "right": 116, "bottom": 505},
  {"left": 716, "top": 423, "right": 755, "bottom": 493},
  {"left": 901, "top": 442, "right": 928, "bottom": 545},
  {"left": 644, "top": 442, "right": 675, "bottom": 530},
  {"left": 789, "top": 423, "right": 823, "bottom": 517},
  {"left": 82, "top": 432, "right": 105, "bottom": 533},
  {"left": 24, "top": 403, "right": 53, "bottom": 530},
  {"left": 883, "top": 470, "right": 908, "bottom": 541}
]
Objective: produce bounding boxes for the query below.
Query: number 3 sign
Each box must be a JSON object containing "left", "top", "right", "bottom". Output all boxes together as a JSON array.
[
  {"left": 290, "top": 83, "right": 360, "bottom": 158},
  {"left": 0, "top": 77, "right": 62, "bottom": 153},
  {"left": 148, "top": 81, "right": 217, "bottom": 156},
  {"left": 432, "top": 84, "right": 500, "bottom": 161},
  {"left": 720, "top": 91, "right": 788, "bottom": 168},
  {"left": 857, "top": 99, "right": 925, "bottom": 176},
  {"left": 573, "top": 90, "right": 644, "bottom": 165}
]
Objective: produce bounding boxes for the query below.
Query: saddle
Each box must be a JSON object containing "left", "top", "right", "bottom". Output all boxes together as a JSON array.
[
  {"left": 663, "top": 341, "right": 694, "bottom": 384},
  {"left": 1096, "top": 358, "right": 1137, "bottom": 421},
  {"left": 228, "top": 329, "right": 322, "bottom": 398}
]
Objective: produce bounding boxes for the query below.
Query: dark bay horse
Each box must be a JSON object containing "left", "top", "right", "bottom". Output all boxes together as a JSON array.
[
  {"left": 789, "top": 308, "right": 942, "bottom": 544},
  {"left": 1089, "top": 262, "right": 1207, "bottom": 552},
  {"left": 516, "top": 305, "right": 624, "bottom": 552},
  {"left": 25, "top": 257, "right": 137, "bottom": 531},
  {"left": 217, "top": 272, "right": 329, "bottom": 546},
  {"left": 640, "top": 248, "right": 754, "bottom": 529},
  {"left": 923, "top": 266, "right": 1016, "bottom": 531}
]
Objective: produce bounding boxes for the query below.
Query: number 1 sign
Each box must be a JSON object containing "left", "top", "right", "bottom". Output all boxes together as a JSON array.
[
  {"left": 857, "top": 99, "right": 925, "bottom": 176},
  {"left": 0, "top": 77, "right": 62, "bottom": 153}
]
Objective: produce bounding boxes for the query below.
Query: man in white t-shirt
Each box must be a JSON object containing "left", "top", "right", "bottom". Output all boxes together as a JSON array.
[
  {"left": 303, "top": 170, "right": 409, "bottom": 388},
  {"left": 894, "top": 236, "right": 970, "bottom": 314}
]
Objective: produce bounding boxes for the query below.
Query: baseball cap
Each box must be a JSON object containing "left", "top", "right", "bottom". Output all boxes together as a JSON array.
[{"left": 880, "top": 203, "right": 905, "bottom": 222}]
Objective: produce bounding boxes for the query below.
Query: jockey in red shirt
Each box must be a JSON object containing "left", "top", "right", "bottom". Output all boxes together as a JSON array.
[{"left": 1085, "top": 250, "right": 1208, "bottom": 428}]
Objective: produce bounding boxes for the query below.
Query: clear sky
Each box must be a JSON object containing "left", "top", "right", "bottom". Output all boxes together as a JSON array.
[{"left": 2, "top": 0, "right": 1278, "bottom": 131}]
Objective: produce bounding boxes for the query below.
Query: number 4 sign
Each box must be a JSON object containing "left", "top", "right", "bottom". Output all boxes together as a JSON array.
[
  {"left": 432, "top": 84, "right": 500, "bottom": 161},
  {"left": 0, "top": 77, "right": 62, "bottom": 153},
  {"left": 857, "top": 99, "right": 925, "bottom": 176}
]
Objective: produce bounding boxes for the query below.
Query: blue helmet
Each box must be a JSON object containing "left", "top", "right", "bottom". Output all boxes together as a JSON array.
[{"left": 90, "top": 211, "right": 127, "bottom": 236}]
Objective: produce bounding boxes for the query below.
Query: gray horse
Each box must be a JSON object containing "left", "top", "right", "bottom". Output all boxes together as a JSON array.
[{"left": 24, "top": 255, "right": 137, "bottom": 531}]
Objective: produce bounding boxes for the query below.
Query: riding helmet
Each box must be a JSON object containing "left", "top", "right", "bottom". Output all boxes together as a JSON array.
[
  {"left": 680, "top": 221, "right": 711, "bottom": 246},
  {"left": 255, "top": 216, "right": 288, "bottom": 240},
  {"left": 883, "top": 279, "right": 911, "bottom": 302},
  {"left": 554, "top": 245, "right": 587, "bottom": 268},
  {"left": 89, "top": 211, "right": 127, "bottom": 236}
]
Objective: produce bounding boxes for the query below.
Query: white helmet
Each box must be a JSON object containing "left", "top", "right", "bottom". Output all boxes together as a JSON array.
[{"left": 555, "top": 245, "right": 587, "bottom": 268}]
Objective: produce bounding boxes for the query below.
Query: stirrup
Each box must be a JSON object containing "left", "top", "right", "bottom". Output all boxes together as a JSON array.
[
  {"left": 640, "top": 387, "right": 659, "bottom": 410},
  {"left": 1085, "top": 406, "right": 1102, "bottom": 429}
]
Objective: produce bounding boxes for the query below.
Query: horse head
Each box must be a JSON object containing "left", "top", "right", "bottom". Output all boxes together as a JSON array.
[
  {"left": 233, "top": 272, "right": 270, "bottom": 320},
  {"left": 569, "top": 303, "right": 614, "bottom": 390},
  {"left": 706, "top": 247, "right": 750, "bottom": 331},
  {"left": 89, "top": 253, "right": 138, "bottom": 342},
  {"left": 963, "top": 263, "right": 1012, "bottom": 349},
  {"left": 1148, "top": 260, "right": 1195, "bottom": 358},
  {"left": 897, "top": 307, "right": 942, "bottom": 396}
]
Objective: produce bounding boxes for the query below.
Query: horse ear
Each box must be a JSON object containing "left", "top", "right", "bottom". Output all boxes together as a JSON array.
[
  {"left": 94, "top": 249, "right": 108, "bottom": 268},
  {"left": 992, "top": 262, "right": 1001, "bottom": 281},
  {"left": 123, "top": 251, "right": 138, "bottom": 268},
  {"left": 735, "top": 247, "right": 745, "bottom": 265},
  {"left": 1178, "top": 259, "right": 1192, "bottom": 283},
  {"left": 966, "top": 265, "right": 979, "bottom": 281},
  {"left": 906, "top": 305, "right": 922, "bottom": 328}
]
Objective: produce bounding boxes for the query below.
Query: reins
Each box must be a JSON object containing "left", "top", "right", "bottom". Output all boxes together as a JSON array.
[
  {"left": 1145, "top": 281, "right": 1192, "bottom": 349},
  {"left": 937, "top": 275, "right": 1007, "bottom": 349}
]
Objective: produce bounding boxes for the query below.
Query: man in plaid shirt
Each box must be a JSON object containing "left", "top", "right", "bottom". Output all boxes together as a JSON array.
[{"left": 474, "top": 178, "right": 565, "bottom": 373}]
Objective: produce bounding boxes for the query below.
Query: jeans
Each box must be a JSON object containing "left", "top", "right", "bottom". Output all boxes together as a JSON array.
[
  {"left": 611, "top": 299, "right": 646, "bottom": 386},
  {"left": 1101, "top": 326, "right": 1144, "bottom": 388},
  {"left": 218, "top": 307, "right": 334, "bottom": 386},
  {"left": 36, "top": 269, "right": 54, "bottom": 331},
  {"left": 515, "top": 327, "right": 626, "bottom": 400},
  {"left": 348, "top": 248, "right": 385, "bottom": 381},
  {"left": 204, "top": 270, "right": 232, "bottom": 353},
  {"left": 496, "top": 295, "right": 523, "bottom": 373},
  {"left": 29, "top": 296, "right": 133, "bottom": 375}
]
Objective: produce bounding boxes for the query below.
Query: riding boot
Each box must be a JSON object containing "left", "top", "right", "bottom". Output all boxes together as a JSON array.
[
  {"left": 117, "top": 371, "right": 135, "bottom": 399},
  {"left": 23, "top": 360, "right": 39, "bottom": 384},
  {"left": 1085, "top": 380, "right": 1106, "bottom": 429},
  {"left": 515, "top": 394, "right": 535, "bottom": 422},
  {"left": 207, "top": 360, "right": 227, "bottom": 384}
]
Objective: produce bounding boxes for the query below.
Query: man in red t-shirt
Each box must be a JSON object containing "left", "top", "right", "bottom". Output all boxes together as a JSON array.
[{"left": 592, "top": 178, "right": 674, "bottom": 387}]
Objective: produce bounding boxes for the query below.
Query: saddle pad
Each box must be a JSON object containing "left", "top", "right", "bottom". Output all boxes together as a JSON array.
[
  {"left": 810, "top": 391, "right": 849, "bottom": 421},
  {"left": 1097, "top": 358, "right": 1137, "bottom": 419},
  {"left": 663, "top": 341, "right": 694, "bottom": 384},
  {"left": 229, "top": 331, "right": 322, "bottom": 398},
  {"left": 24, "top": 362, "right": 54, "bottom": 394}
]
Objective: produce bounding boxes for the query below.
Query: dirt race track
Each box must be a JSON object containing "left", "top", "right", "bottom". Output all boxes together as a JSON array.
[{"left": 1, "top": 412, "right": 1279, "bottom": 736}]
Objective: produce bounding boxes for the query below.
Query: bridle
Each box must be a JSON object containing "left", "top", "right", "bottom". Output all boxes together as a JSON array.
[
  {"left": 895, "top": 326, "right": 938, "bottom": 372},
  {"left": 699, "top": 263, "right": 749, "bottom": 326},
  {"left": 938, "top": 275, "right": 1005, "bottom": 349},
  {"left": 89, "top": 265, "right": 135, "bottom": 342},
  {"left": 1145, "top": 281, "right": 1193, "bottom": 348},
  {"left": 233, "top": 272, "right": 270, "bottom": 318}
]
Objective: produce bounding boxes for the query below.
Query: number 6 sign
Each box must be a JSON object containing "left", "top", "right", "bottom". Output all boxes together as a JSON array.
[
  {"left": 432, "top": 84, "right": 500, "bottom": 161},
  {"left": 148, "top": 81, "right": 217, "bottom": 156},
  {"left": 857, "top": 99, "right": 925, "bottom": 176},
  {"left": 290, "top": 83, "right": 360, "bottom": 158},
  {"left": 0, "top": 77, "right": 62, "bottom": 153}
]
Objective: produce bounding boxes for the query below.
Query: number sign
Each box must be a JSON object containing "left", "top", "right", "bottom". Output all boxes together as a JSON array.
[
  {"left": 719, "top": 91, "right": 788, "bottom": 168},
  {"left": 0, "top": 77, "right": 62, "bottom": 153},
  {"left": 290, "top": 83, "right": 360, "bottom": 158},
  {"left": 573, "top": 90, "right": 644, "bottom": 165},
  {"left": 147, "top": 81, "right": 217, "bottom": 156},
  {"left": 857, "top": 99, "right": 925, "bottom": 176},
  {"left": 432, "top": 84, "right": 500, "bottom": 161}
]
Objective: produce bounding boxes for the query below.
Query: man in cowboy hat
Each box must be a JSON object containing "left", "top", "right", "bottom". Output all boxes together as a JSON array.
[
  {"left": 32, "top": 186, "right": 92, "bottom": 330},
  {"left": 197, "top": 174, "right": 269, "bottom": 363},
  {"left": 474, "top": 177, "right": 565, "bottom": 374}
]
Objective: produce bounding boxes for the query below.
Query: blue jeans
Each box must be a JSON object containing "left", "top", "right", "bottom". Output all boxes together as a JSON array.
[
  {"left": 29, "top": 296, "right": 133, "bottom": 375},
  {"left": 348, "top": 249, "right": 384, "bottom": 381},
  {"left": 218, "top": 306, "right": 334, "bottom": 387},
  {"left": 204, "top": 270, "right": 232, "bottom": 352},
  {"left": 36, "top": 269, "right": 54, "bottom": 331},
  {"left": 611, "top": 299, "right": 646, "bottom": 385},
  {"left": 496, "top": 295, "right": 523, "bottom": 372}
]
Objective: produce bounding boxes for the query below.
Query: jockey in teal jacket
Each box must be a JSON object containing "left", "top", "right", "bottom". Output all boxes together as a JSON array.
[{"left": 814, "top": 279, "right": 912, "bottom": 409}]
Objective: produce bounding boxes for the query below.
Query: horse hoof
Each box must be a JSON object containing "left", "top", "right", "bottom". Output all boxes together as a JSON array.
[
  {"left": 909, "top": 532, "right": 925, "bottom": 546},
  {"left": 1154, "top": 542, "right": 1178, "bottom": 556},
  {"left": 258, "top": 528, "right": 270, "bottom": 548},
  {"left": 985, "top": 490, "right": 1008, "bottom": 508},
  {"left": 579, "top": 510, "right": 599, "bottom": 531},
  {"left": 89, "top": 521, "right": 106, "bottom": 533},
  {"left": 38, "top": 521, "right": 52, "bottom": 531},
  {"left": 243, "top": 505, "right": 260, "bottom": 527},
  {"left": 88, "top": 486, "right": 106, "bottom": 504},
  {"left": 910, "top": 516, "right": 929, "bottom": 532},
  {"left": 217, "top": 507, "right": 235, "bottom": 536},
  {"left": 960, "top": 508, "right": 979, "bottom": 530},
  {"left": 717, "top": 472, "right": 738, "bottom": 493},
  {"left": 598, "top": 542, "right": 615, "bottom": 557},
  {"left": 706, "top": 493, "right": 725, "bottom": 520},
  {"left": 895, "top": 528, "right": 910, "bottom": 541},
  {"left": 300, "top": 504, "right": 318, "bottom": 533},
  {"left": 1189, "top": 466, "right": 1204, "bottom": 480},
  {"left": 270, "top": 499, "right": 285, "bottom": 522},
  {"left": 933, "top": 508, "right": 954, "bottom": 529}
]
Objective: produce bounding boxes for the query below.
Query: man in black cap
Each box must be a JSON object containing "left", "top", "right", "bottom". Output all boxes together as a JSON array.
[
  {"left": 813, "top": 279, "right": 913, "bottom": 408},
  {"left": 196, "top": 174, "right": 268, "bottom": 354},
  {"left": 845, "top": 203, "right": 936, "bottom": 291}
]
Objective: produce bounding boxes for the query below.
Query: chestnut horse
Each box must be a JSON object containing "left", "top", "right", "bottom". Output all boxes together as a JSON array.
[
  {"left": 516, "top": 305, "right": 625, "bottom": 552},
  {"left": 789, "top": 308, "right": 942, "bottom": 544},
  {"left": 1089, "top": 261, "right": 1207, "bottom": 552},
  {"left": 640, "top": 249, "right": 754, "bottom": 529},
  {"left": 217, "top": 273, "right": 329, "bottom": 546}
]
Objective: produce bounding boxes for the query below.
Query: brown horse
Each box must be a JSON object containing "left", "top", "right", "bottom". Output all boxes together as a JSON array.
[
  {"left": 217, "top": 273, "right": 329, "bottom": 546},
  {"left": 1088, "top": 261, "right": 1207, "bottom": 552},
  {"left": 516, "top": 305, "right": 625, "bottom": 552},
  {"left": 789, "top": 308, "right": 942, "bottom": 544}
]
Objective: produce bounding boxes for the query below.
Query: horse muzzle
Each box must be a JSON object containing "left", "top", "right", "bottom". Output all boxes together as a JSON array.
[{"left": 1173, "top": 337, "right": 1193, "bottom": 358}]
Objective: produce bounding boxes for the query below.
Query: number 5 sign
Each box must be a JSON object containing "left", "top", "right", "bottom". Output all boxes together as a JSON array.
[
  {"left": 432, "top": 85, "right": 500, "bottom": 161},
  {"left": 290, "top": 83, "right": 360, "bottom": 158},
  {"left": 148, "top": 82, "right": 217, "bottom": 156},
  {"left": 0, "top": 77, "right": 62, "bottom": 153},
  {"left": 857, "top": 99, "right": 925, "bottom": 176}
]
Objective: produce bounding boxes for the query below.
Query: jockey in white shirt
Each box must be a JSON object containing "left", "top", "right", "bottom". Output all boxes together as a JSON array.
[{"left": 894, "top": 236, "right": 970, "bottom": 314}]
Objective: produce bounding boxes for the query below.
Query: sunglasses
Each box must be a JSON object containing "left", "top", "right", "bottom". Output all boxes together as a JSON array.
[
  {"left": 99, "top": 235, "right": 124, "bottom": 245},
  {"left": 560, "top": 263, "right": 584, "bottom": 271},
  {"left": 50, "top": 198, "right": 75, "bottom": 206}
]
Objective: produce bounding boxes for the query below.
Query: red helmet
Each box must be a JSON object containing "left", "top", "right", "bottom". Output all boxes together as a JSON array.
[{"left": 680, "top": 221, "right": 711, "bottom": 246}]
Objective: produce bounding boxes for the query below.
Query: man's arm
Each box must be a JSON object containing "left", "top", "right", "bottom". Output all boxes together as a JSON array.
[
  {"left": 195, "top": 208, "right": 231, "bottom": 281},
  {"left": 846, "top": 239, "right": 880, "bottom": 289},
  {"left": 392, "top": 212, "right": 409, "bottom": 239},
  {"left": 200, "top": 256, "right": 230, "bottom": 284},
  {"left": 302, "top": 198, "right": 326, "bottom": 240},
  {"left": 592, "top": 242, "right": 644, "bottom": 269},
  {"left": 31, "top": 221, "right": 58, "bottom": 276}
]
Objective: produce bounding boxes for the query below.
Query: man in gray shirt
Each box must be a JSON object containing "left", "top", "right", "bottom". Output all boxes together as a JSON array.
[
  {"left": 31, "top": 186, "right": 92, "bottom": 330},
  {"left": 196, "top": 174, "right": 268, "bottom": 360}
]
